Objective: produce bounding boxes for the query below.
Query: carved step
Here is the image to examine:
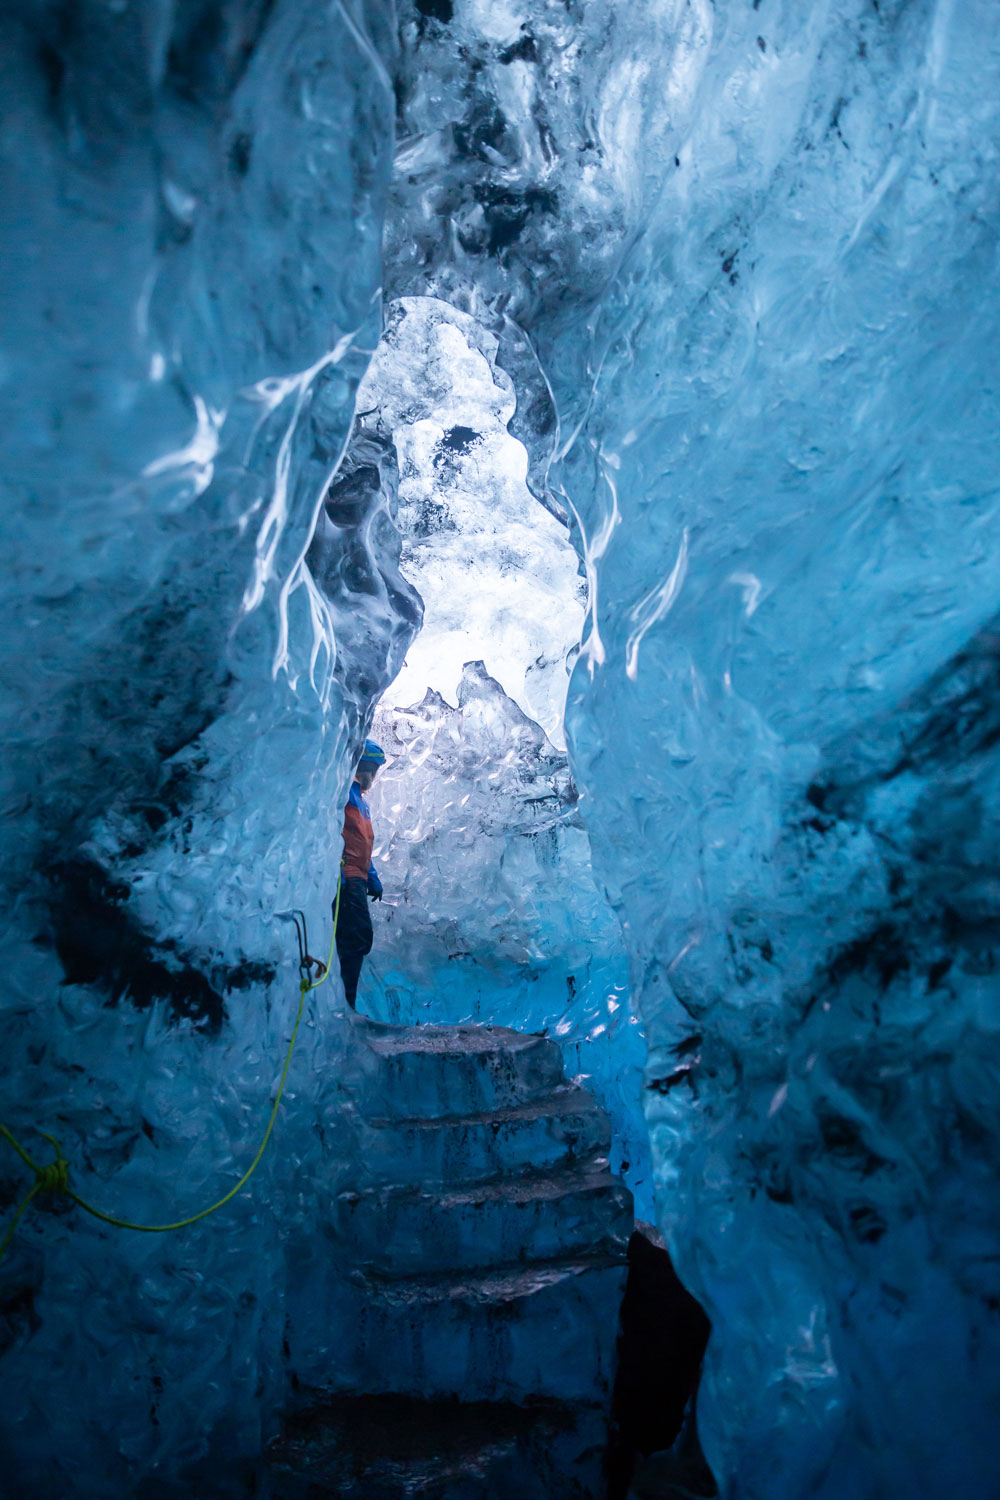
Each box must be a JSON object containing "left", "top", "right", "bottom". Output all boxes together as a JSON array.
[
  {"left": 355, "top": 1018, "right": 567, "bottom": 1117},
  {"left": 267, "top": 1390, "right": 612, "bottom": 1499},
  {"left": 335, "top": 1158, "right": 632, "bottom": 1278},
  {"left": 307, "top": 1249, "right": 629, "bottom": 1404},
  {"left": 357, "top": 1084, "right": 610, "bottom": 1187},
  {"left": 287, "top": 1018, "right": 633, "bottom": 1419}
]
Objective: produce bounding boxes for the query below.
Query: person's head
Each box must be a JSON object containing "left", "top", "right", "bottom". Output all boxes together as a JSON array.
[{"left": 355, "top": 737, "right": 386, "bottom": 791}]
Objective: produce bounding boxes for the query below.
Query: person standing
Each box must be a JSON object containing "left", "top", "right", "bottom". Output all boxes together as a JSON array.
[{"left": 335, "top": 739, "right": 385, "bottom": 1009}]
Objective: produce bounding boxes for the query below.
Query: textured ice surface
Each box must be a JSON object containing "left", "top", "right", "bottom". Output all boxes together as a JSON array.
[
  {"left": 553, "top": 13, "right": 1000, "bottom": 1496},
  {"left": 0, "top": 3, "right": 414, "bottom": 1494},
  {"left": 383, "top": 1, "right": 1000, "bottom": 1496},
  {"left": 5, "top": 0, "right": 1000, "bottom": 1496},
  {"left": 0, "top": 5, "right": 631, "bottom": 1495}
]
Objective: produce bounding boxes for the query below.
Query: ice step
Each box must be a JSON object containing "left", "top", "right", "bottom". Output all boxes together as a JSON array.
[
  {"left": 294, "top": 1251, "right": 629, "bottom": 1404},
  {"left": 360, "top": 1249, "right": 627, "bottom": 1307},
  {"left": 283, "top": 1018, "right": 634, "bottom": 1416},
  {"left": 357, "top": 1084, "right": 611, "bottom": 1188},
  {"left": 267, "top": 1391, "right": 614, "bottom": 1500},
  {"left": 356, "top": 1018, "right": 567, "bottom": 1117},
  {"left": 335, "top": 1158, "right": 632, "bottom": 1278}
]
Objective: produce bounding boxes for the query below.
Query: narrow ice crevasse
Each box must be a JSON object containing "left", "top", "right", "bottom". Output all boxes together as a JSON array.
[{"left": 347, "top": 294, "right": 652, "bottom": 1219}]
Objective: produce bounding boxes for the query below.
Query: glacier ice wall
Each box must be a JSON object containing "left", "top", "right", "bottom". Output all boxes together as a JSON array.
[
  {"left": 383, "top": 0, "right": 1000, "bottom": 1495},
  {"left": 554, "top": 10, "right": 1000, "bottom": 1496},
  {"left": 4, "top": 0, "right": 1000, "bottom": 1495},
  {"left": 0, "top": 3, "right": 419, "bottom": 1494}
]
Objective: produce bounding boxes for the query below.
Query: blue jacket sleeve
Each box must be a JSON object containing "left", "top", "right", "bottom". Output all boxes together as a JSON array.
[{"left": 367, "top": 861, "right": 382, "bottom": 898}]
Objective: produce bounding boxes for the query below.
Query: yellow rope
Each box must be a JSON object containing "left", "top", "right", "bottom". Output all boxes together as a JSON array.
[{"left": 0, "top": 882, "right": 342, "bottom": 1258}]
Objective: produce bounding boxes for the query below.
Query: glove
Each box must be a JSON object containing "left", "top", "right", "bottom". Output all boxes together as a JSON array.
[{"left": 367, "top": 872, "right": 383, "bottom": 902}]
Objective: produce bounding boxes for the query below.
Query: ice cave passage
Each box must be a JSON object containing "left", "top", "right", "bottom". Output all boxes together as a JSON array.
[{"left": 2, "top": 2, "right": 1000, "bottom": 1498}]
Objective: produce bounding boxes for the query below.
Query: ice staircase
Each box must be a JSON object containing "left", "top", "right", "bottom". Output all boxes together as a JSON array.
[{"left": 284, "top": 1016, "right": 633, "bottom": 1408}]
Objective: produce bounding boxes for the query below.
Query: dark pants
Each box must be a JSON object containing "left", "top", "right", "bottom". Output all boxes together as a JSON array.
[{"left": 335, "top": 877, "right": 373, "bottom": 1009}]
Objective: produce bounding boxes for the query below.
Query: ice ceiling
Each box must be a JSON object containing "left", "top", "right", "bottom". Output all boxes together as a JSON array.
[{"left": 2, "top": 0, "right": 1000, "bottom": 1497}]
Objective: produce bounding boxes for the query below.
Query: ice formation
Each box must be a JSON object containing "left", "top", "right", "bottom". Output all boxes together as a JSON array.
[
  {"left": 385, "top": 4, "right": 1000, "bottom": 1495},
  {"left": 349, "top": 294, "right": 649, "bottom": 1210},
  {"left": 1, "top": 2, "right": 419, "bottom": 1492},
  {"left": 357, "top": 296, "right": 584, "bottom": 745},
  {"left": 3, "top": 0, "right": 1000, "bottom": 1497}
]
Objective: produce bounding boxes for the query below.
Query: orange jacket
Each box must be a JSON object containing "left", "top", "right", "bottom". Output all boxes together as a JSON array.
[{"left": 342, "top": 781, "right": 376, "bottom": 882}]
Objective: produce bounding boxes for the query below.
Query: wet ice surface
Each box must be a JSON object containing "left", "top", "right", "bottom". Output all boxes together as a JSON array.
[
  {"left": 0, "top": 2, "right": 416, "bottom": 1493},
  {"left": 385, "top": 2, "right": 1000, "bottom": 1496},
  {"left": 554, "top": 21, "right": 1000, "bottom": 1499},
  {"left": 3, "top": 0, "right": 1000, "bottom": 1496}
]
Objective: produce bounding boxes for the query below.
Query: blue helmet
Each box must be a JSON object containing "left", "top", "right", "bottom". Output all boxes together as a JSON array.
[{"left": 358, "top": 738, "right": 386, "bottom": 769}]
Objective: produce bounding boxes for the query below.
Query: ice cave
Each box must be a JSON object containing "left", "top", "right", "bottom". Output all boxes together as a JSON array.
[{"left": 1, "top": 1, "right": 999, "bottom": 1496}]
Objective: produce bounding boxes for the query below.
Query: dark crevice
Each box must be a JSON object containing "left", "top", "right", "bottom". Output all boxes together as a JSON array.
[
  {"left": 472, "top": 185, "right": 559, "bottom": 256},
  {"left": 500, "top": 32, "right": 539, "bottom": 65},
  {"left": 439, "top": 424, "right": 480, "bottom": 453},
  {"left": 46, "top": 858, "right": 275, "bottom": 1033},
  {"left": 607, "top": 1229, "right": 714, "bottom": 1499},
  {"left": 826, "top": 921, "right": 910, "bottom": 991},
  {"left": 414, "top": 0, "right": 454, "bottom": 33}
]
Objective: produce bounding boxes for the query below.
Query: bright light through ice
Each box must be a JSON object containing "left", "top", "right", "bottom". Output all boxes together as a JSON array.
[{"left": 356, "top": 298, "right": 585, "bottom": 748}]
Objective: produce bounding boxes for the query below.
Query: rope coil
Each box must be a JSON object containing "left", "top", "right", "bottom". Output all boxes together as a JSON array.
[{"left": 0, "top": 880, "right": 342, "bottom": 1262}]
